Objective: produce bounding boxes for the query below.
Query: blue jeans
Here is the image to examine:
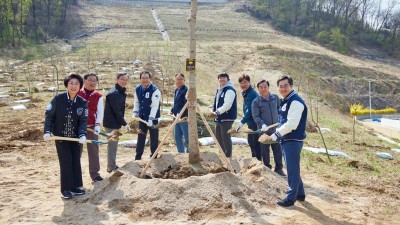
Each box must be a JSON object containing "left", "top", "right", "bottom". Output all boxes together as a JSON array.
[
  {"left": 174, "top": 121, "right": 189, "bottom": 153},
  {"left": 282, "top": 141, "right": 305, "bottom": 202}
]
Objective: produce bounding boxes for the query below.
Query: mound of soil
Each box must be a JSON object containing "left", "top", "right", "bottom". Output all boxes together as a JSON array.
[{"left": 77, "top": 153, "right": 287, "bottom": 222}]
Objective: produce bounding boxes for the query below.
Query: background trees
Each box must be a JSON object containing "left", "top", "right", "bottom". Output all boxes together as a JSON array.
[
  {"left": 250, "top": 0, "right": 400, "bottom": 58},
  {"left": 0, "top": 0, "right": 78, "bottom": 47}
]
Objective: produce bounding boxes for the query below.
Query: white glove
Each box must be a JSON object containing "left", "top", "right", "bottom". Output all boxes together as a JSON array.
[
  {"left": 270, "top": 134, "right": 278, "bottom": 141},
  {"left": 147, "top": 119, "right": 153, "bottom": 127},
  {"left": 236, "top": 121, "right": 244, "bottom": 131},
  {"left": 261, "top": 124, "right": 268, "bottom": 132},
  {"left": 133, "top": 112, "right": 138, "bottom": 118},
  {"left": 43, "top": 133, "right": 51, "bottom": 141},
  {"left": 94, "top": 125, "right": 101, "bottom": 135},
  {"left": 124, "top": 124, "right": 131, "bottom": 131},
  {"left": 79, "top": 136, "right": 86, "bottom": 144}
]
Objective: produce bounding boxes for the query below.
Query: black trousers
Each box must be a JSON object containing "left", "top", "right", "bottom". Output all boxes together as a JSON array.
[
  {"left": 260, "top": 142, "right": 283, "bottom": 171},
  {"left": 135, "top": 120, "right": 159, "bottom": 160},
  {"left": 55, "top": 140, "right": 83, "bottom": 193},
  {"left": 248, "top": 133, "right": 261, "bottom": 160}
]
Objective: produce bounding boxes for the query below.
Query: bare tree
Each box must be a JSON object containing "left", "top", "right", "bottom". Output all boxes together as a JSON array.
[{"left": 188, "top": 0, "right": 200, "bottom": 163}]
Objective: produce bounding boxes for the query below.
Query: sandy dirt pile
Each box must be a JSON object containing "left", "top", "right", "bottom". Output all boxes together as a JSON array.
[{"left": 53, "top": 153, "right": 287, "bottom": 224}]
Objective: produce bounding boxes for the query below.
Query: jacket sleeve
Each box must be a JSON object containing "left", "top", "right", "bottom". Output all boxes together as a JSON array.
[
  {"left": 133, "top": 89, "right": 139, "bottom": 115},
  {"left": 149, "top": 89, "right": 161, "bottom": 119},
  {"left": 275, "top": 101, "right": 304, "bottom": 137},
  {"left": 251, "top": 98, "right": 263, "bottom": 127},
  {"left": 241, "top": 91, "right": 257, "bottom": 124},
  {"left": 109, "top": 93, "right": 127, "bottom": 126},
  {"left": 44, "top": 97, "right": 57, "bottom": 134},
  {"left": 95, "top": 96, "right": 104, "bottom": 125},
  {"left": 216, "top": 89, "right": 235, "bottom": 115},
  {"left": 78, "top": 100, "right": 88, "bottom": 137}
]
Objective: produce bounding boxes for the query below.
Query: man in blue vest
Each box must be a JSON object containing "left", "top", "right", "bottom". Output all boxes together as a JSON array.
[
  {"left": 268, "top": 75, "right": 308, "bottom": 207},
  {"left": 211, "top": 72, "right": 237, "bottom": 158},
  {"left": 236, "top": 74, "right": 261, "bottom": 159},
  {"left": 133, "top": 71, "right": 161, "bottom": 160},
  {"left": 170, "top": 73, "right": 189, "bottom": 153}
]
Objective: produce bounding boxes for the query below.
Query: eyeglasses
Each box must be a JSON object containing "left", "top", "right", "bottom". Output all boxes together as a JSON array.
[
  {"left": 279, "top": 84, "right": 291, "bottom": 89},
  {"left": 119, "top": 78, "right": 129, "bottom": 82},
  {"left": 86, "top": 80, "right": 98, "bottom": 83}
]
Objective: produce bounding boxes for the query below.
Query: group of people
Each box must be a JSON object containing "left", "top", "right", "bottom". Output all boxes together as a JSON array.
[
  {"left": 43, "top": 71, "right": 189, "bottom": 199},
  {"left": 43, "top": 71, "right": 307, "bottom": 207}
]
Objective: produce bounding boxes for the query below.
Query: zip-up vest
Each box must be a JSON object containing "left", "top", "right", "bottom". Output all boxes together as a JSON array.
[
  {"left": 213, "top": 86, "right": 237, "bottom": 122},
  {"left": 172, "top": 85, "right": 188, "bottom": 117},
  {"left": 78, "top": 89, "right": 102, "bottom": 126},
  {"left": 135, "top": 84, "right": 161, "bottom": 121},
  {"left": 279, "top": 91, "right": 307, "bottom": 141}
]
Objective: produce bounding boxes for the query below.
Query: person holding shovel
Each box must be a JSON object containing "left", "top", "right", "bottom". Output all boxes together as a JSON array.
[
  {"left": 78, "top": 73, "right": 104, "bottom": 182},
  {"left": 133, "top": 71, "right": 161, "bottom": 160},
  {"left": 170, "top": 73, "right": 189, "bottom": 153},
  {"left": 43, "top": 73, "right": 88, "bottom": 199},
  {"left": 103, "top": 72, "right": 130, "bottom": 173},
  {"left": 252, "top": 79, "right": 286, "bottom": 177},
  {"left": 268, "top": 75, "right": 308, "bottom": 207},
  {"left": 211, "top": 72, "right": 237, "bottom": 158},
  {"left": 236, "top": 74, "right": 261, "bottom": 159}
]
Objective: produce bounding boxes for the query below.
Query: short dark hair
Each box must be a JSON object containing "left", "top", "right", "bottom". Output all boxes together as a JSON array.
[
  {"left": 64, "top": 73, "right": 83, "bottom": 89},
  {"left": 257, "top": 79, "right": 269, "bottom": 88},
  {"left": 84, "top": 72, "right": 98, "bottom": 81},
  {"left": 277, "top": 75, "right": 293, "bottom": 86},
  {"left": 238, "top": 74, "right": 250, "bottom": 83},
  {"left": 140, "top": 71, "right": 151, "bottom": 79},
  {"left": 217, "top": 72, "right": 229, "bottom": 80},
  {"left": 175, "top": 72, "right": 185, "bottom": 78},
  {"left": 116, "top": 72, "right": 128, "bottom": 80}
]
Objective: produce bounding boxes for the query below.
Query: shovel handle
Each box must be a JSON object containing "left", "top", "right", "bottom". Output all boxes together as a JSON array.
[
  {"left": 243, "top": 123, "right": 279, "bottom": 134},
  {"left": 87, "top": 128, "right": 109, "bottom": 137},
  {"left": 133, "top": 117, "right": 157, "bottom": 128},
  {"left": 48, "top": 136, "right": 106, "bottom": 145}
]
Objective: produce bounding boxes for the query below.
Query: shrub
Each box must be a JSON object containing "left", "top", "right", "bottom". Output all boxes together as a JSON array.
[{"left": 349, "top": 103, "right": 397, "bottom": 116}]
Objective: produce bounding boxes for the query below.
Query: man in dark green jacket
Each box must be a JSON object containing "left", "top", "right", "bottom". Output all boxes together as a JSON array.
[{"left": 236, "top": 74, "right": 261, "bottom": 159}]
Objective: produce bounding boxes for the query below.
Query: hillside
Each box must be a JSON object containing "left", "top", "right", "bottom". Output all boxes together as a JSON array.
[{"left": 0, "top": 0, "right": 400, "bottom": 224}]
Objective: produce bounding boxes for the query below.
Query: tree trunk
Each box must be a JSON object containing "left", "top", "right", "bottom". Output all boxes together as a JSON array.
[{"left": 188, "top": 0, "right": 200, "bottom": 163}]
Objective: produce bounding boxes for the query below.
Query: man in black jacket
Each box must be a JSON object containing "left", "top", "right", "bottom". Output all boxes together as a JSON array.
[{"left": 103, "top": 72, "right": 130, "bottom": 173}]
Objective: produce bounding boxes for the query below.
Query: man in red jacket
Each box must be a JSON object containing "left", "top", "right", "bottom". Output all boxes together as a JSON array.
[{"left": 78, "top": 73, "right": 104, "bottom": 182}]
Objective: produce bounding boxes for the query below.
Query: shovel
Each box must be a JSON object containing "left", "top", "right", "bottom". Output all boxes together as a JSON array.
[
  {"left": 48, "top": 136, "right": 108, "bottom": 145},
  {"left": 132, "top": 117, "right": 157, "bottom": 128},
  {"left": 87, "top": 128, "right": 123, "bottom": 142},
  {"left": 229, "top": 122, "right": 279, "bottom": 134},
  {"left": 245, "top": 123, "right": 279, "bottom": 134},
  {"left": 87, "top": 128, "right": 111, "bottom": 137}
]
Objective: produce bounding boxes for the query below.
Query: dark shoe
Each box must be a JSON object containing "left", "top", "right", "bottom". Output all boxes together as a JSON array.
[
  {"left": 297, "top": 195, "right": 306, "bottom": 201},
  {"left": 61, "top": 190, "right": 73, "bottom": 199},
  {"left": 277, "top": 199, "right": 295, "bottom": 207},
  {"left": 275, "top": 169, "right": 287, "bottom": 177},
  {"left": 93, "top": 176, "right": 104, "bottom": 182},
  {"left": 107, "top": 166, "right": 119, "bottom": 173},
  {"left": 70, "top": 187, "right": 85, "bottom": 196}
]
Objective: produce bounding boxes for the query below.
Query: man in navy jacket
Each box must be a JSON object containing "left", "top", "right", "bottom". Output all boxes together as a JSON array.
[
  {"left": 133, "top": 71, "right": 161, "bottom": 160},
  {"left": 269, "top": 75, "right": 308, "bottom": 207},
  {"left": 170, "top": 73, "right": 189, "bottom": 153},
  {"left": 236, "top": 74, "right": 261, "bottom": 159}
]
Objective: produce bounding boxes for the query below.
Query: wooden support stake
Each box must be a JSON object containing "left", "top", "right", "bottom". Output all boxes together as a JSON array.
[
  {"left": 196, "top": 105, "right": 234, "bottom": 173},
  {"left": 140, "top": 102, "right": 189, "bottom": 178}
]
